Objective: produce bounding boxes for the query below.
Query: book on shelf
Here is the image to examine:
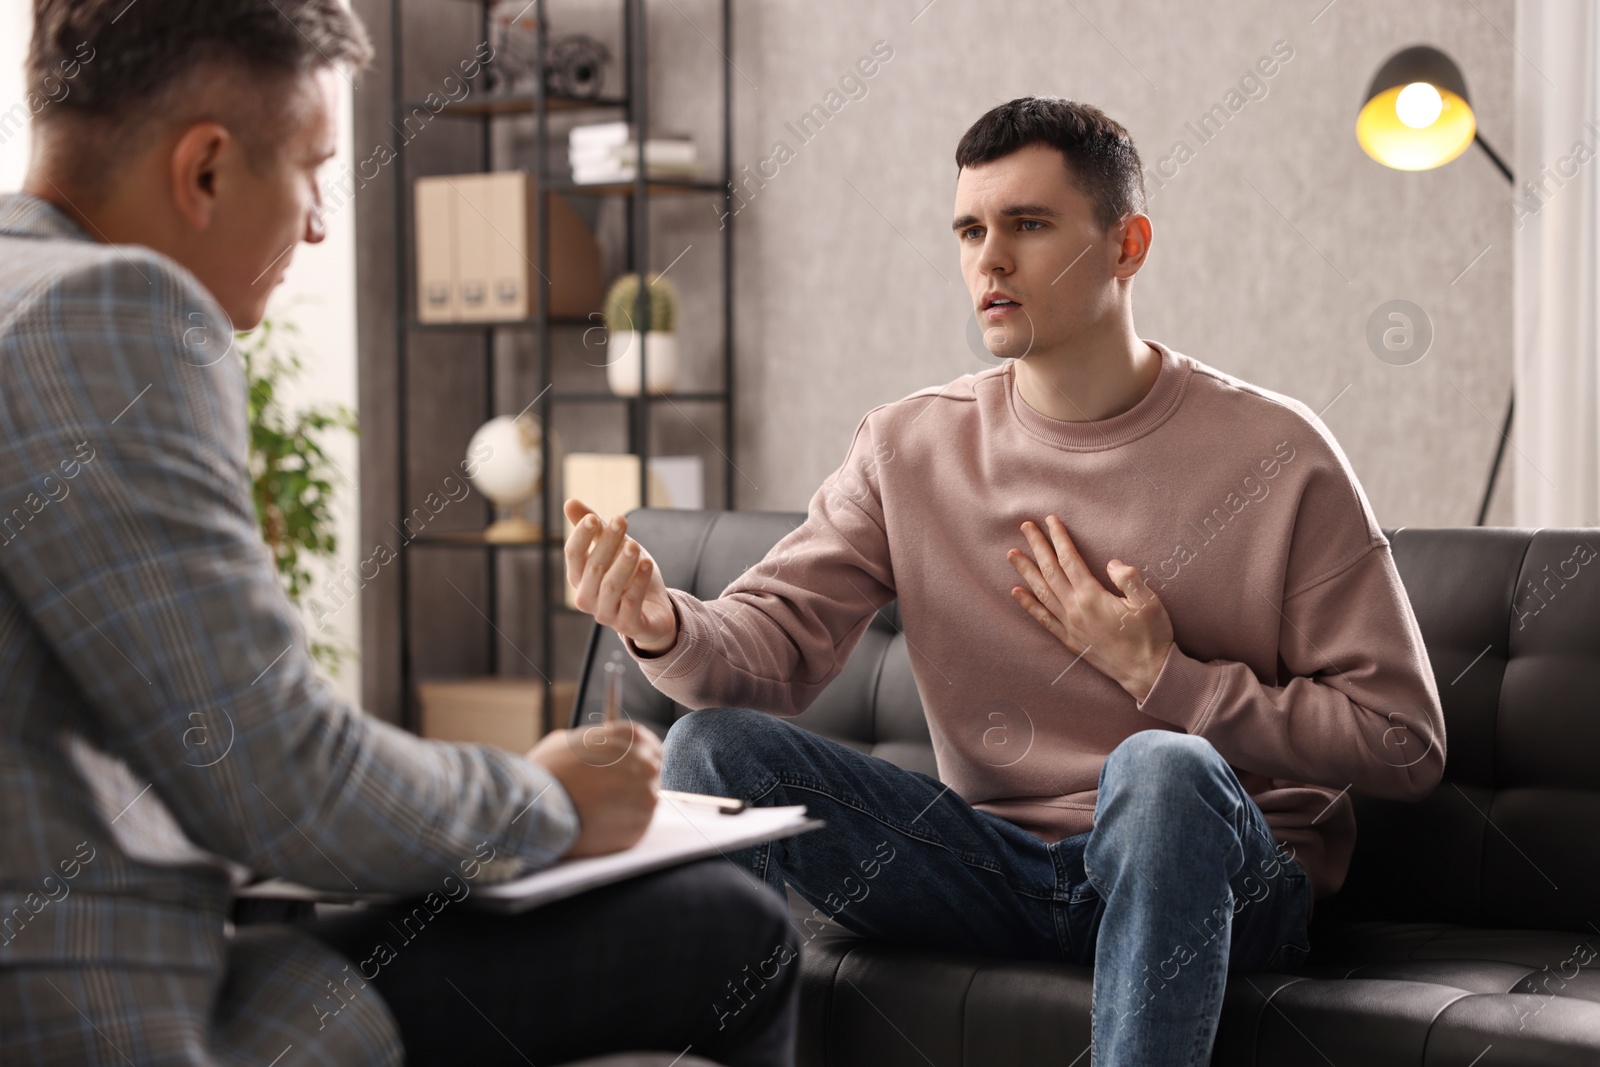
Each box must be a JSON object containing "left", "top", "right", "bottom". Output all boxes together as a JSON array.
[
  {"left": 568, "top": 122, "right": 700, "bottom": 184},
  {"left": 570, "top": 160, "right": 704, "bottom": 184},
  {"left": 571, "top": 120, "right": 695, "bottom": 149},
  {"left": 568, "top": 120, "right": 634, "bottom": 148},
  {"left": 569, "top": 139, "right": 699, "bottom": 169}
]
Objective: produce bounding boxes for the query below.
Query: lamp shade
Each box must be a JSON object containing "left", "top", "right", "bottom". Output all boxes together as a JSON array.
[{"left": 1356, "top": 45, "right": 1477, "bottom": 170}]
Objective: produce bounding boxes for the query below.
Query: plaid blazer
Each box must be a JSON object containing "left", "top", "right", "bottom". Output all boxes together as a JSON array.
[{"left": 0, "top": 192, "right": 580, "bottom": 1065}]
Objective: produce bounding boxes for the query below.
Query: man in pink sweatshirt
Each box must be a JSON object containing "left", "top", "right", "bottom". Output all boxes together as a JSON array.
[{"left": 564, "top": 96, "right": 1446, "bottom": 1066}]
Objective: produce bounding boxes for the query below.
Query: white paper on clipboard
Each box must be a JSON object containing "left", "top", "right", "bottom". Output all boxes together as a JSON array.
[
  {"left": 237, "top": 799, "right": 822, "bottom": 914},
  {"left": 474, "top": 800, "right": 821, "bottom": 913}
]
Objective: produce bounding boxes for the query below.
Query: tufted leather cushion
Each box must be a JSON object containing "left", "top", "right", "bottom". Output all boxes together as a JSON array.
[{"left": 571, "top": 511, "right": 1600, "bottom": 1065}]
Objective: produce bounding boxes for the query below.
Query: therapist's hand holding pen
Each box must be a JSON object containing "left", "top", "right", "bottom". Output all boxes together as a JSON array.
[
  {"left": 528, "top": 659, "right": 661, "bottom": 858},
  {"left": 562, "top": 497, "right": 678, "bottom": 655}
]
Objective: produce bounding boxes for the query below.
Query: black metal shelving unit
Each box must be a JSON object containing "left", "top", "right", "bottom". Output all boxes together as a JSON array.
[{"left": 390, "top": 0, "right": 736, "bottom": 734}]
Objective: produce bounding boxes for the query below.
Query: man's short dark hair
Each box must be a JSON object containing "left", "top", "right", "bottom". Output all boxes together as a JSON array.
[
  {"left": 955, "top": 97, "right": 1146, "bottom": 232},
  {"left": 28, "top": 0, "right": 373, "bottom": 120},
  {"left": 27, "top": 0, "right": 372, "bottom": 187}
]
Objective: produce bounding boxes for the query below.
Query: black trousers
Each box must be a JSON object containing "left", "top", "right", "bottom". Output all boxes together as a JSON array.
[{"left": 282, "top": 859, "right": 801, "bottom": 1067}]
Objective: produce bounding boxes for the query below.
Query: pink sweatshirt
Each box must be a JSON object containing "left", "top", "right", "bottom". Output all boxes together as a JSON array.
[{"left": 626, "top": 338, "right": 1447, "bottom": 902}]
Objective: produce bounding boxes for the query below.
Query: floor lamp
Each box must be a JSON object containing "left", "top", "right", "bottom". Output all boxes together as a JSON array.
[{"left": 1356, "top": 44, "right": 1514, "bottom": 526}]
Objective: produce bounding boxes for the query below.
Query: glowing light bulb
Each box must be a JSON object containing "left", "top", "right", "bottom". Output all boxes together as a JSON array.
[{"left": 1395, "top": 82, "right": 1443, "bottom": 129}]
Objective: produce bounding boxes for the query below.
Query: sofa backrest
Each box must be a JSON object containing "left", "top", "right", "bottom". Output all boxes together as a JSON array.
[{"left": 571, "top": 510, "right": 1600, "bottom": 932}]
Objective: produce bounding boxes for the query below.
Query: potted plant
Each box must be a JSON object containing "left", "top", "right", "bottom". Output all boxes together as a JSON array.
[
  {"left": 603, "top": 271, "right": 678, "bottom": 396},
  {"left": 238, "top": 316, "right": 359, "bottom": 675}
]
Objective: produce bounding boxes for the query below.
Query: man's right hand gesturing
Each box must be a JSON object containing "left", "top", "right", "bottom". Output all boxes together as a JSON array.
[{"left": 562, "top": 497, "right": 678, "bottom": 655}]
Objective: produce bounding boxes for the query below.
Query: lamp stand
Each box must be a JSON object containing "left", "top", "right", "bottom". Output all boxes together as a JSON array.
[{"left": 1473, "top": 130, "right": 1514, "bottom": 527}]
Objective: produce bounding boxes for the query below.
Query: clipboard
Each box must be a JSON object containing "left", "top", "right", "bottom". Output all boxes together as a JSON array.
[
  {"left": 473, "top": 797, "right": 818, "bottom": 913},
  {"left": 237, "top": 793, "right": 821, "bottom": 915}
]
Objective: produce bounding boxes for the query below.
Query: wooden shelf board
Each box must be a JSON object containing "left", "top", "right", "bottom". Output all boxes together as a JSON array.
[
  {"left": 551, "top": 178, "right": 725, "bottom": 196},
  {"left": 408, "top": 530, "right": 561, "bottom": 548},
  {"left": 411, "top": 93, "right": 628, "bottom": 116},
  {"left": 409, "top": 316, "right": 596, "bottom": 331}
]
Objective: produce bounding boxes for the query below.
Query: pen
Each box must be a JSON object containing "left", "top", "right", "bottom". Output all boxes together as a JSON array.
[
  {"left": 603, "top": 650, "right": 624, "bottom": 726},
  {"left": 599, "top": 654, "right": 746, "bottom": 813},
  {"left": 659, "top": 789, "right": 748, "bottom": 814}
]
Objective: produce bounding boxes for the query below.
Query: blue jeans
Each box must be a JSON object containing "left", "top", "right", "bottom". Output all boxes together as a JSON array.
[{"left": 661, "top": 708, "right": 1314, "bottom": 1067}]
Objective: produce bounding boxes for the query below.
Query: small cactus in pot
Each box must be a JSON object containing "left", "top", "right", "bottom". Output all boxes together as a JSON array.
[{"left": 603, "top": 272, "right": 679, "bottom": 396}]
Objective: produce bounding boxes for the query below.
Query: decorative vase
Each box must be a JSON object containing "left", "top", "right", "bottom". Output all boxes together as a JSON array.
[{"left": 605, "top": 330, "right": 678, "bottom": 397}]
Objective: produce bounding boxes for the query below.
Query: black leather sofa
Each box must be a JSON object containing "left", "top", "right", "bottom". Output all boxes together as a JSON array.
[{"left": 570, "top": 510, "right": 1600, "bottom": 1065}]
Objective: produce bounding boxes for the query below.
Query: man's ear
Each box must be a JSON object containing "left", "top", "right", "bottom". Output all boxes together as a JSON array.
[
  {"left": 1112, "top": 212, "right": 1153, "bottom": 278},
  {"left": 168, "top": 122, "right": 232, "bottom": 231}
]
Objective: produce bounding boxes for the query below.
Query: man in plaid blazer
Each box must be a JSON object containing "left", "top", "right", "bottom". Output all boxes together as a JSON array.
[{"left": 0, "top": 3, "right": 797, "bottom": 1065}]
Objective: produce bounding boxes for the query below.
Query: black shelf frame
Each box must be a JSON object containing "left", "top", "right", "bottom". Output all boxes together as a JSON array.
[{"left": 390, "top": 0, "right": 736, "bottom": 735}]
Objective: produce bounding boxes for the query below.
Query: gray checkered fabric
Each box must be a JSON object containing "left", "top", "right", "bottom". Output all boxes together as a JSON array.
[{"left": 0, "top": 192, "right": 581, "bottom": 1064}]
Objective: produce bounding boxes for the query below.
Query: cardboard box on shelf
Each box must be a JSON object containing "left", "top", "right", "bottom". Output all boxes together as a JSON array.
[
  {"left": 562, "top": 453, "right": 704, "bottom": 608},
  {"left": 414, "top": 177, "right": 457, "bottom": 322},
  {"left": 418, "top": 676, "right": 581, "bottom": 752},
  {"left": 413, "top": 172, "right": 603, "bottom": 323},
  {"left": 453, "top": 174, "right": 494, "bottom": 320}
]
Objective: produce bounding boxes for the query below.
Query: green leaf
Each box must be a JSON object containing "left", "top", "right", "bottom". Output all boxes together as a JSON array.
[{"left": 238, "top": 314, "right": 359, "bottom": 675}]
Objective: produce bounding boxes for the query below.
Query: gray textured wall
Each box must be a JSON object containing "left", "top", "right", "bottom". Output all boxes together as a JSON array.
[
  {"left": 699, "top": 0, "right": 1515, "bottom": 526},
  {"left": 356, "top": 0, "right": 1518, "bottom": 723}
]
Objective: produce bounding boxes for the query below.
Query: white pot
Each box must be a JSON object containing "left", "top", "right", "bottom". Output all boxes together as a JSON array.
[{"left": 606, "top": 330, "right": 678, "bottom": 397}]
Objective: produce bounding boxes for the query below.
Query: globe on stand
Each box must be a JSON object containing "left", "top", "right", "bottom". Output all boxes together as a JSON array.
[{"left": 467, "top": 413, "right": 545, "bottom": 542}]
